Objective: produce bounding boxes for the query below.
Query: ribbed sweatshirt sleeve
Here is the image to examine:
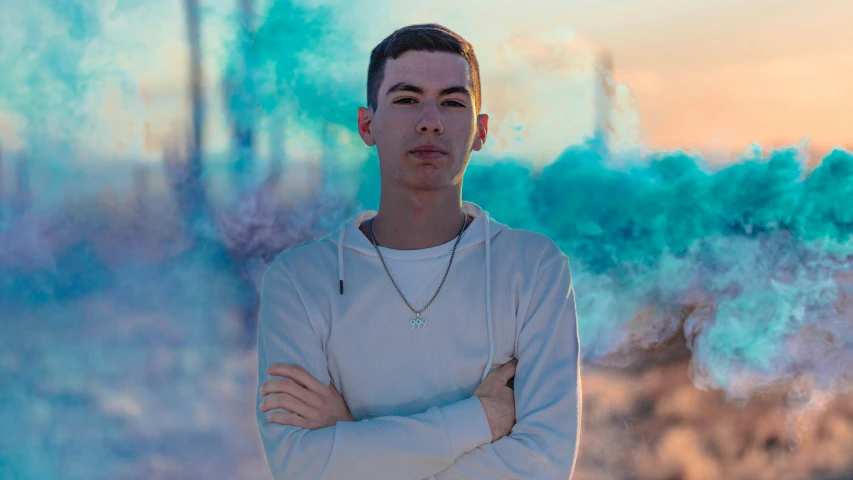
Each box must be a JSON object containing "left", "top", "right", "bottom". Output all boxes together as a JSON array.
[
  {"left": 256, "top": 258, "right": 493, "bottom": 480},
  {"left": 431, "top": 246, "right": 582, "bottom": 480}
]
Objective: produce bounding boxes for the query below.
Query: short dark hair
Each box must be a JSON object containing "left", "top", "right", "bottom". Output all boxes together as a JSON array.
[{"left": 367, "top": 23, "right": 481, "bottom": 114}]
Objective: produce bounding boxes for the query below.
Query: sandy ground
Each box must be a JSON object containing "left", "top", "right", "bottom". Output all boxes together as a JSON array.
[{"left": 575, "top": 358, "right": 853, "bottom": 480}]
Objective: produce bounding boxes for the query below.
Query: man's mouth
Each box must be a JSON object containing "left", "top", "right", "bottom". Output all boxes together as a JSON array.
[{"left": 410, "top": 146, "right": 448, "bottom": 159}]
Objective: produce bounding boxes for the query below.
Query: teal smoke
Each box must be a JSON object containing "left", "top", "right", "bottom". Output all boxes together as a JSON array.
[{"left": 471, "top": 138, "right": 853, "bottom": 400}]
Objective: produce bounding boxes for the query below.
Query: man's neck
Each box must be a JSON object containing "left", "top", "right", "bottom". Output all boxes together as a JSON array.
[{"left": 359, "top": 190, "right": 474, "bottom": 250}]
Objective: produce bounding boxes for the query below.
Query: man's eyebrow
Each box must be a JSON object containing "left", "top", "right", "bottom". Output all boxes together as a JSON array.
[
  {"left": 385, "top": 82, "right": 472, "bottom": 98},
  {"left": 439, "top": 85, "right": 472, "bottom": 97}
]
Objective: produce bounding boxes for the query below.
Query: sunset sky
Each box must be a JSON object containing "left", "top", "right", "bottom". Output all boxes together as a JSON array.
[{"left": 0, "top": 0, "right": 850, "bottom": 166}]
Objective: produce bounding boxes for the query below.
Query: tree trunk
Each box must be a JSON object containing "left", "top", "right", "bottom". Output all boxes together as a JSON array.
[
  {"left": 230, "top": 0, "right": 257, "bottom": 194},
  {"left": 180, "top": 0, "right": 211, "bottom": 236}
]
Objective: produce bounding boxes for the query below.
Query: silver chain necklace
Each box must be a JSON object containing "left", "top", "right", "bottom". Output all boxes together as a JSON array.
[{"left": 368, "top": 212, "right": 468, "bottom": 330}]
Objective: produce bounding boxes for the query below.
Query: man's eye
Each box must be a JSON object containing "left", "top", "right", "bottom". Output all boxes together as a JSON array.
[{"left": 393, "top": 98, "right": 465, "bottom": 107}]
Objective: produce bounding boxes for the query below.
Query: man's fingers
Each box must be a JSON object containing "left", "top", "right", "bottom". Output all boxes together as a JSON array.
[
  {"left": 266, "top": 363, "right": 297, "bottom": 377},
  {"left": 261, "top": 377, "right": 294, "bottom": 396},
  {"left": 266, "top": 364, "right": 328, "bottom": 394},
  {"left": 261, "top": 377, "right": 324, "bottom": 411},
  {"left": 268, "top": 412, "right": 309, "bottom": 428},
  {"left": 260, "top": 392, "right": 310, "bottom": 417},
  {"left": 502, "top": 359, "right": 518, "bottom": 382},
  {"left": 483, "top": 359, "right": 518, "bottom": 387}
]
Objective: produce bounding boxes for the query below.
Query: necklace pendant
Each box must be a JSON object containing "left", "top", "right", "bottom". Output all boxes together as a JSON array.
[{"left": 410, "top": 315, "right": 427, "bottom": 329}]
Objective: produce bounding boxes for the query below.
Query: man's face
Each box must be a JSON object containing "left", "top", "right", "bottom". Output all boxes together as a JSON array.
[{"left": 358, "top": 50, "right": 489, "bottom": 192}]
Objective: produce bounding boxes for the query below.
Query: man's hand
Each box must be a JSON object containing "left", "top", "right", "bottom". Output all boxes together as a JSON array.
[
  {"left": 474, "top": 358, "right": 518, "bottom": 442},
  {"left": 260, "top": 364, "right": 355, "bottom": 430}
]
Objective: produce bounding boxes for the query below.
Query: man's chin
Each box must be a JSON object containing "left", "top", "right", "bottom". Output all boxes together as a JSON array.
[{"left": 401, "top": 176, "right": 453, "bottom": 192}]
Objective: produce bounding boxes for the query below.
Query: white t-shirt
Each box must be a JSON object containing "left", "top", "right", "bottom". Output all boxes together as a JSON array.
[{"left": 373, "top": 234, "right": 458, "bottom": 306}]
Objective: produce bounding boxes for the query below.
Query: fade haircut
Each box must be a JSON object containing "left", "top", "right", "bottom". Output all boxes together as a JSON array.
[{"left": 366, "top": 23, "right": 481, "bottom": 114}]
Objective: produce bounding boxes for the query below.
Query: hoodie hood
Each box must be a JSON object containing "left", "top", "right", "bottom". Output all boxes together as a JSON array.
[{"left": 331, "top": 200, "right": 509, "bottom": 383}]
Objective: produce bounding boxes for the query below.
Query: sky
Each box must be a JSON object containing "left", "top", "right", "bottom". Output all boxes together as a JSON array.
[{"left": 0, "top": 0, "right": 850, "bottom": 166}]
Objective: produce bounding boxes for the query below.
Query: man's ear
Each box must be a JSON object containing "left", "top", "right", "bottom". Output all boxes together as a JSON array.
[
  {"left": 471, "top": 113, "right": 489, "bottom": 152},
  {"left": 358, "top": 106, "right": 376, "bottom": 147}
]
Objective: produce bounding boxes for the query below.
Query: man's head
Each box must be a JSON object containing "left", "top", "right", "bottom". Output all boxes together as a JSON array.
[
  {"left": 357, "top": 24, "right": 489, "bottom": 193},
  {"left": 366, "top": 24, "right": 482, "bottom": 114}
]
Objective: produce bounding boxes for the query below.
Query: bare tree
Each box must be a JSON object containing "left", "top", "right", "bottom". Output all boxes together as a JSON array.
[
  {"left": 171, "top": 0, "right": 211, "bottom": 237},
  {"left": 592, "top": 47, "right": 614, "bottom": 156},
  {"left": 228, "top": 0, "right": 257, "bottom": 193}
]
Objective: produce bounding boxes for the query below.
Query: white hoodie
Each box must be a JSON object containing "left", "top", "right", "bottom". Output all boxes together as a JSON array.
[{"left": 256, "top": 200, "right": 581, "bottom": 480}]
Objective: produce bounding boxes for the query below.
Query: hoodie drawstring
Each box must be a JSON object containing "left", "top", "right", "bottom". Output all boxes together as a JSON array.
[
  {"left": 482, "top": 212, "right": 494, "bottom": 384},
  {"left": 338, "top": 227, "right": 346, "bottom": 295},
  {"left": 336, "top": 209, "right": 495, "bottom": 384}
]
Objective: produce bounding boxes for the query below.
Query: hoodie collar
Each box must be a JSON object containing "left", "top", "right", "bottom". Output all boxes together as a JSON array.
[{"left": 336, "top": 201, "right": 500, "bottom": 259}]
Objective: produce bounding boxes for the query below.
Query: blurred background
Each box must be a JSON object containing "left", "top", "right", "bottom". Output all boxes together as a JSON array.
[{"left": 1, "top": 0, "right": 852, "bottom": 479}]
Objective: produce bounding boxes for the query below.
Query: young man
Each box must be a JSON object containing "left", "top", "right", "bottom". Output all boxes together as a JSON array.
[{"left": 256, "top": 23, "right": 581, "bottom": 479}]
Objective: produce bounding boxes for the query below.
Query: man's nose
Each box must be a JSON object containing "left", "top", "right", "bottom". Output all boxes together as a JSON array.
[{"left": 416, "top": 102, "right": 443, "bottom": 134}]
